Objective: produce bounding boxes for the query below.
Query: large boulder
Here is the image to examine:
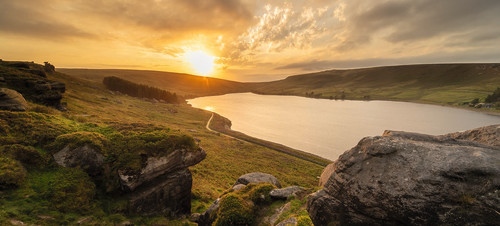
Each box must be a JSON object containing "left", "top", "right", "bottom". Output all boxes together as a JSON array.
[
  {"left": 0, "top": 88, "right": 28, "bottom": 111},
  {"left": 308, "top": 125, "right": 500, "bottom": 225},
  {"left": 121, "top": 147, "right": 206, "bottom": 217}
]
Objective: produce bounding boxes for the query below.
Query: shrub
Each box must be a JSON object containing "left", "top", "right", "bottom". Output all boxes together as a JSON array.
[
  {"left": 0, "top": 144, "right": 50, "bottom": 168},
  {"left": 31, "top": 168, "right": 96, "bottom": 212},
  {"left": 0, "top": 157, "right": 26, "bottom": 189},
  {"left": 214, "top": 194, "right": 254, "bottom": 226},
  {"left": 244, "top": 183, "right": 276, "bottom": 205}
]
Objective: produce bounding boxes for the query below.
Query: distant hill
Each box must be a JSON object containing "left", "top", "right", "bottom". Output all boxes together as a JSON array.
[
  {"left": 253, "top": 64, "right": 500, "bottom": 105},
  {"left": 58, "top": 69, "right": 257, "bottom": 98},
  {"left": 61, "top": 64, "right": 500, "bottom": 106}
]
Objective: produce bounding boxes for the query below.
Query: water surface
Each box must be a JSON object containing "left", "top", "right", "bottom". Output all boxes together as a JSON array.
[{"left": 188, "top": 93, "right": 499, "bottom": 160}]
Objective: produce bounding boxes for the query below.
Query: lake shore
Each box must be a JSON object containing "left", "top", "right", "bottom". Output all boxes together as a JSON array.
[
  {"left": 206, "top": 112, "right": 332, "bottom": 166},
  {"left": 251, "top": 92, "right": 500, "bottom": 117}
]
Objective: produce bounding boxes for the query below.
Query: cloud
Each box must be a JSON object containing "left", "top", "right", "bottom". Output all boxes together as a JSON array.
[
  {"left": 336, "top": 0, "right": 500, "bottom": 50},
  {"left": 277, "top": 47, "right": 500, "bottom": 72},
  {"left": 0, "top": 1, "right": 94, "bottom": 40},
  {"left": 224, "top": 2, "right": 332, "bottom": 63}
]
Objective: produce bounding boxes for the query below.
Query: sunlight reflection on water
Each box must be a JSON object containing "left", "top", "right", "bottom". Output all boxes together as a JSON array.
[{"left": 189, "top": 93, "right": 500, "bottom": 161}]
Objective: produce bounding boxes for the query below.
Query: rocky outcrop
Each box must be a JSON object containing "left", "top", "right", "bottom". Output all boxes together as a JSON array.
[
  {"left": 51, "top": 133, "right": 206, "bottom": 218},
  {"left": 308, "top": 124, "right": 500, "bottom": 225},
  {"left": 0, "top": 88, "right": 28, "bottom": 111},
  {"left": 233, "top": 172, "right": 282, "bottom": 188},
  {"left": 53, "top": 144, "right": 105, "bottom": 176},
  {"left": 119, "top": 148, "right": 206, "bottom": 191},
  {"left": 0, "top": 61, "right": 66, "bottom": 109}
]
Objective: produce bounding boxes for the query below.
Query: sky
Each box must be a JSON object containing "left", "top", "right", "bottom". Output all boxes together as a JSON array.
[{"left": 1, "top": 0, "right": 500, "bottom": 82}]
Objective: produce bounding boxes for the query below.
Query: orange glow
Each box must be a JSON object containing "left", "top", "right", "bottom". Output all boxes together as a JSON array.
[{"left": 185, "top": 50, "right": 216, "bottom": 76}]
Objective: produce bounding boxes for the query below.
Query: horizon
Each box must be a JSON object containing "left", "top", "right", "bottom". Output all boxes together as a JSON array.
[{"left": 1, "top": 1, "right": 500, "bottom": 82}]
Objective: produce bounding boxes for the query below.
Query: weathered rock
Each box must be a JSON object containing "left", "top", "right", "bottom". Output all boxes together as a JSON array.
[
  {"left": 308, "top": 125, "right": 500, "bottom": 225},
  {"left": 197, "top": 198, "right": 220, "bottom": 226},
  {"left": 233, "top": 172, "right": 281, "bottom": 188},
  {"left": 53, "top": 144, "right": 105, "bottom": 176},
  {"left": 50, "top": 81, "right": 65, "bottom": 93},
  {"left": 127, "top": 168, "right": 192, "bottom": 217},
  {"left": 0, "top": 88, "right": 28, "bottom": 111},
  {"left": 119, "top": 147, "right": 206, "bottom": 191},
  {"left": 232, "top": 184, "right": 246, "bottom": 191},
  {"left": 270, "top": 186, "right": 305, "bottom": 199},
  {"left": 34, "top": 82, "right": 51, "bottom": 91},
  {"left": 276, "top": 217, "right": 298, "bottom": 226},
  {"left": 444, "top": 124, "right": 500, "bottom": 147}
]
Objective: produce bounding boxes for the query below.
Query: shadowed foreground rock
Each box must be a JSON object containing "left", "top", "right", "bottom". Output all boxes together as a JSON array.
[{"left": 308, "top": 125, "right": 500, "bottom": 225}]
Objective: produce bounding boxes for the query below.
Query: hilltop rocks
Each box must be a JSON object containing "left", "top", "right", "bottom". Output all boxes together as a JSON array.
[
  {"left": 0, "top": 88, "right": 28, "bottom": 111},
  {"left": 233, "top": 172, "right": 282, "bottom": 188},
  {"left": 308, "top": 124, "right": 500, "bottom": 225},
  {"left": 0, "top": 61, "right": 66, "bottom": 109}
]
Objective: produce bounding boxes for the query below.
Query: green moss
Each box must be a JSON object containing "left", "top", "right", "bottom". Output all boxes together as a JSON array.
[
  {"left": 296, "top": 215, "right": 313, "bottom": 226},
  {"left": 50, "top": 131, "right": 109, "bottom": 154},
  {"left": 0, "top": 144, "right": 50, "bottom": 168},
  {"left": 0, "top": 111, "right": 69, "bottom": 147},
  {"left": 243, "top": 183, "right": 276, "bottom": 205},
  {"left": 0, "top": 157, "right": 26, "bottom": 189},
  {"left": 214, "top": 193, "right": 254, "bottom": 226},
  {"left": 108, "top": 130, "right": 197, "bottom": 174},
  {"left": 31, "top": 168, "right": 96, "bottom": 212}
]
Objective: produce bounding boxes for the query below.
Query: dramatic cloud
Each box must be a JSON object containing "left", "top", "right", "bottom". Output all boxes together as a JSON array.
[{"left": 1, "top": 0, "right": 499, "bottom": 81}]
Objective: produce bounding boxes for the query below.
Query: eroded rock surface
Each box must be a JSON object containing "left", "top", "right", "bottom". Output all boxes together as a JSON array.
[
  {"left": 118, "top": 148, "right": 206, "bottom": 191},
  {"left": 308, "top": 124, "right": 500, "bottom": 225},
  {"left": 53, "top": 144, "right": 104, "bottom": 176}
]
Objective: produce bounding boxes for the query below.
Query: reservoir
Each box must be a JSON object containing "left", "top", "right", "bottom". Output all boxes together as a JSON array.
[{"left": 188, "top": 93, "right": 500, "bottom": 161}]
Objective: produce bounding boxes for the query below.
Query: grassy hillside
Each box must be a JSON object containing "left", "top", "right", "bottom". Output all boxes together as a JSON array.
[
  {"left": 62, "top": 64, "right": 500, "bottom": 109},
  {"left": 1, "top": 64, "right": 324, "bottom": 225},
  {"left": 254, "top": 64, "right": 500, "bottom": 106},
  {"left": 58, "top": 68, "right": 257, "bottom": 98}
]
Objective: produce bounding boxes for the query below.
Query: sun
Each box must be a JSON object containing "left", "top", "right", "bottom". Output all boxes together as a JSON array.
[{"left": 185, "top": 50, "right": 216, "bottom": 76}]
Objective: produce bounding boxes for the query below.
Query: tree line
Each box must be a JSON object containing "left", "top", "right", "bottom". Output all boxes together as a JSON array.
[
  {"left": 103, "top": 76, "right": 182, "bottom": 104},
  {"left": 485, "top": 87, "right": 500, "bottom": 103}
]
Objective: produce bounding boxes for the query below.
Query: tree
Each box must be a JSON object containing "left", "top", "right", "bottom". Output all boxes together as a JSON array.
[{"left": 485, "top": 87, "right": 500, "bottom": 103}]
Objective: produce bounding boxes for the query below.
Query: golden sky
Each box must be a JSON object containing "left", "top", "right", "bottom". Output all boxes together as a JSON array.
[{"left": 1, "top": 0, "right": 500, "bottom": 81}]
